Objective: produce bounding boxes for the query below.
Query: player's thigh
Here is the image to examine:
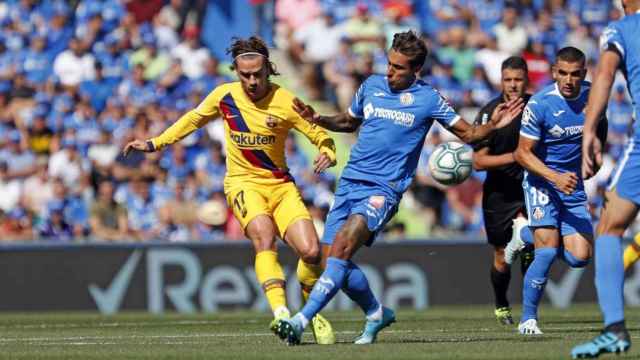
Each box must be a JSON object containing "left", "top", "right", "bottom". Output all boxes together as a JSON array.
[
  {"left": 532, "top": 226, "right": 561, "bottom": 248},
  {"left": 597, "top": 190, "right": 640, "bottom": 236},
  {"left": 270, "top": 182, "right": 313, "bottom": 239},
  {"left": 330, "top": 213, "right": 372, "bottom": 259}
]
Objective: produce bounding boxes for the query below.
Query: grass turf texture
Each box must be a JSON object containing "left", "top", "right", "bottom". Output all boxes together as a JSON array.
[{"left": 0, "top": 304, "right": 637, "bottom": 359}]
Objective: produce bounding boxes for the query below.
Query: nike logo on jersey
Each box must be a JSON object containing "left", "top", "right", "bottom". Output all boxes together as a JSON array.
[{"left": 553, "top": 110, "right": 565, "bottom": 117}]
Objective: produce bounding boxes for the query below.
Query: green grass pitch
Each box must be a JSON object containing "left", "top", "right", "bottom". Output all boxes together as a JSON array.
[{"left": 0, "top": 304, "right": 637, "bottom": 359}]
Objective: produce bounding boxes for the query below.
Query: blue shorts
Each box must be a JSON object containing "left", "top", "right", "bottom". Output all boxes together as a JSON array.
[
  {"left": 523, "top": 179, "right": 593, "bottom": 237},
  {"left": 608, "top": 139, "right": 640, "bottom": 205},
  {"left": 321, "top": 178, "right": 399, "bottom": 246}
]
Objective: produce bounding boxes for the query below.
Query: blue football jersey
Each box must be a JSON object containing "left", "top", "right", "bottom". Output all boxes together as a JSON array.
[
  {"left": 520, "top": 81, "right": 591, "bottom": 203},
  {"left": 344, "top": 75, "right": 460, "bottom": 194},
  {"left": 601, "top": 14, "right": 640, "bottom": 140}
]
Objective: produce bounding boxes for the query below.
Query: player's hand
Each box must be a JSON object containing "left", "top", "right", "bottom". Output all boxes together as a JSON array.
[
  {"left": 582, "top": 131, "right": 603, "bottom": 179},
  {"left": 490, "top": 97, "right": 524, "bottom": 129},
  {"left": 293, "top": 97, "right": 320, "bottom": 124},
  {"left": 313, "top": 152, "right": 335, "bottom": 174},
  {"left": 123, "top": 139, "right": 154, "bottom": 157},
  {"left": 553, "top": 171, "right": 579, "bottom": 195}
]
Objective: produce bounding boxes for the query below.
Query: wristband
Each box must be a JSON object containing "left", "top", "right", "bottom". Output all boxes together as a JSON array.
[{"left": 145, "top": 140, "right": 155, "bottom": 152}]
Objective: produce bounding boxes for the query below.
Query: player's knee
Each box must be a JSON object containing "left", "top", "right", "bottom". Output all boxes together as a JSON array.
[
  {"left": 329, "top": 233, "right": 354, "bottom": 259},
  {"left": 299, "top": 242, "right": 320, "bottom": 264},
  {"left": 563, "top": 249, "right": 590, "bottom": 268}
]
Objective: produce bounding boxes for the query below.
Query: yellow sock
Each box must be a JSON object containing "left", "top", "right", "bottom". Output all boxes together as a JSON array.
[
  {"left": 297, "top": 259, "right": 323, "bottom": 303},
  {"left": 623, "top": 233, "right": 640, "bottom": 270},
  {"left": 255, "top": 250, "right": 287, "bottom": 316}
]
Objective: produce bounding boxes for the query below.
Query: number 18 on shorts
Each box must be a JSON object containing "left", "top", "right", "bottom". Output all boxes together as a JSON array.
[{"left": 523, "top": 180, "right": 593, "bottom": 237}]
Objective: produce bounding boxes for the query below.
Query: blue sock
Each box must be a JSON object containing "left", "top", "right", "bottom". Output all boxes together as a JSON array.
[
  {"left": 300, "top": 257, "right": 348, "bottom": 322},
  {"left": 521, "top": 247, "right": 556, "bottom": 322},
  {"left": 343, "top": 261, "right": 380, "bottom": 316},
  {"left": 558, "top": 248, "right": 589, "bottom": 268},
  {"left": 595, "top": 235, "right": 625, "bottom": 326},
  {"left": 520, "top": 226, "right": 534, "bottom": 246}
]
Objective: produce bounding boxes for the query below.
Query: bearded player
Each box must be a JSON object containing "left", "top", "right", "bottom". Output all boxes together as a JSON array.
[{"left": 124, "top": 36, "right": 336, "bottom": 344}]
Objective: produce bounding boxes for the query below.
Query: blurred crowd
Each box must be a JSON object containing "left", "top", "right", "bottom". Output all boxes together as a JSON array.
[{"left": 0, "top": 0, "right": 636, "bottom": 242}]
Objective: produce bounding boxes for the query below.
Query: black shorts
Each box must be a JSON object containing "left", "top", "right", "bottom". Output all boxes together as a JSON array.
[{"left": 482, "top": 202, "right": 526, "bottom": 246}]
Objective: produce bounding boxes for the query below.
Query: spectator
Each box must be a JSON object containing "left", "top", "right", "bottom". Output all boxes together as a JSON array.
[
  {"left": 493, "top": 6, "right": 528, "bottom": 55},
  {"left": 27, "top": 108, "right": 56, "bottom": 155},
  {"left": 89, "top": 180, "right": 128, "bottom": 241},
  {"left": 38, "top": 200, "right": 73, "bottom": 241},
  {"left": 1, "top": 130, "right": 37, "bottom": 180},
  {"left": 171, "top": 26, "right": 209, "bottom": 79},
  {"left": 48, "top": 139, "right": 87, "bottom": 188},
  {"left": 22, "top": 158, "right": 54, "bottom": 216},
  {"left": 522, "top": 35, "right": 552, "bottom": 91},
  {"left": 474, "top": 34, "right": 510, "bottom": 89},
  {"left": 344, "top": 3, "right": 383, "bottom": 55},
  {"left": 291, "top": 11, "right": 344, "bottom": 100},
  {"left": 437, "top": 26, "right": 476, "bottom": 83},
  {"left": 53, "top": 37, "right": 95, "bottom": 88},
  {"left": 126, "top": 177, "right": 161, "bottom": 241},
  {"left": 79, "top": 62, "right": 116, "bottom": 114},
  {"left": 0, "top": 207, "right": 34, "bottom": 241},
  {"left": 21, "top": 35, "right": 52, "bottom": 86},
  {"left": 130, "top": 33, "right": 171, "bottom": 81},
  {"left": 0, "top": 161, "right": 21, "bottom": 213}
]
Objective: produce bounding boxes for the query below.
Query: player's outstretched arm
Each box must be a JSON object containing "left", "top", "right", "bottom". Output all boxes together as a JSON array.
[
  {"left": 514, "top": 136, "right": 577, "bottom": 195},
  {"left": 450, "top": 97, "right": 524, "bottom": 144},
  {"left": 292, "top": 97, "right": 362, "bottom": 133},
  {"left": 583, "top": 51, "right": 619, "bottom": 179}
]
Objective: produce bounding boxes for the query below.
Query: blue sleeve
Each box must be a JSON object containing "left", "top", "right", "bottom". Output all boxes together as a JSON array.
[
  {"left": 429, "top": 92, "right": 461, "bottom": 128},
  {"left": 600, "top": 22, "right": 625, "bottom": 61},
  {"left": 348, "top": 78, "right": 368, "bottom": 118},
  {"left": 520, "top": 99, "right": 544, "bottom": 140}
]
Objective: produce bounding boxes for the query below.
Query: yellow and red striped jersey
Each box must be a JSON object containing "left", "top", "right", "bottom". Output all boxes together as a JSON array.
[{"left": 151, "top": 82, "right": 336, "bottom": 186}]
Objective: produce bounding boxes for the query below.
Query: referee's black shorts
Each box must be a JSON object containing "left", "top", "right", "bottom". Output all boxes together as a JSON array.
[{"left": 482, "top": 185, "right": 525, "bottom": 247}]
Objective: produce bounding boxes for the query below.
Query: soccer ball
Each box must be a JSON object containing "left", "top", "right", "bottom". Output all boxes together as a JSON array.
[{"left": 427, "top": 141, "right": 473, "bottom": 186}]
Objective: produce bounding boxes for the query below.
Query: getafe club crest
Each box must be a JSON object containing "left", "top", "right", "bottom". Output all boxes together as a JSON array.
[
  {"left": 533, "top": 206, "right": 545, "bottom": 220},
  {"left": 265, "top": 115, "right": 278, "bottom": 128},
  {"left": 400, "top": 92, "right": 414, "bottom": 106}
]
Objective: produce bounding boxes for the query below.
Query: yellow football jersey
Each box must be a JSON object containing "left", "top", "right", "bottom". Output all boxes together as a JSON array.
[{"left": 151, "top": 82, "right": 336, "bottom": 186}]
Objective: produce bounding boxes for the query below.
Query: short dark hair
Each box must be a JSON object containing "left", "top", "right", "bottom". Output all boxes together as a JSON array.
[
  {"left": 226, "top": 36, "right": 279, "bottom": 76},
  {"left": 555, "top": 46, "right": 585, "bottom": 65},
  {"left": 501, "top": 56, "right": 528, "bottom": 73},
  {"left": 391, "top": 30, "right": 428, "bottom": 69}
]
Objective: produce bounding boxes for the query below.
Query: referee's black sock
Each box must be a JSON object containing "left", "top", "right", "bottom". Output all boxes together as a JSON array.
[{"left": 490, "top": 266, "right": 511, "bottom": 309}]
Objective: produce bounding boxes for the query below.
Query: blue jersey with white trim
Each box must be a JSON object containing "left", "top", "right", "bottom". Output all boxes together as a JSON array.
[
  {"left": 520, "top": 82, "right": 590, "bottom": 202},
  {"left": 600, "top": 13, "right": 640, "bottom": 140},
  {"left": 343, "top": 75, "right": 460, "bottom": 194}
]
